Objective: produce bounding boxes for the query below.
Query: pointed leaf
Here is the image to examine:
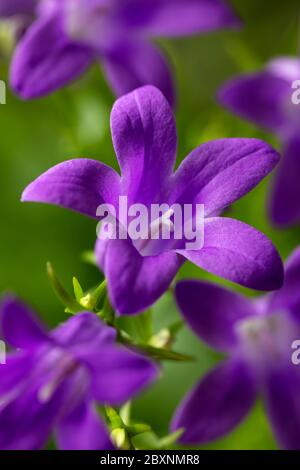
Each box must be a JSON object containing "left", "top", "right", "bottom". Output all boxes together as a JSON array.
[{"left": 47, "top": 263, "right": 82, "bottom": 313}]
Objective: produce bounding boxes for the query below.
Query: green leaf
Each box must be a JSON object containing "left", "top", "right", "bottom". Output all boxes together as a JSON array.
[
  {"left": 105, "top": 406, "right": 123, "bottom": 429},
  {"left": 134, "top": 344, "right": 194, "bottom": 362},
  {"left": 131, "top": 431, "right": 160, "bottom": 450},
  {"left": 111, "top": 428, "right": 131, "bottom": 450},
  {"left": 81, "top": 250, "right": 97, "bottom": 266},
  {"left": 127, "top": 424, "right": 152, "bottom": 437},
  {"left": 118, "top": 330, "right": 193, "bottom": 362},
  {"left": 119, "top": 402, "right": 131, "bottom": 426},
  {"left": 72, "top": 277, "right": 84, "bottom": 301},
  {"left": 168, "top": 319, "right": 185, "bottom": 336},
  {"left": 157, "top": 429, "right": 184, "bottom": 449},
  {"left": 99, "top": 296, "right": 115, "bottom": 324},
  {"left": 130, "top": 310, "right": 153, "bottom": 343},
  {"left": 132, "top": 429, "right": 183, "bottom": 450},
  {"left": 47, "top": 263, "right": 82, "bottom": 314}
]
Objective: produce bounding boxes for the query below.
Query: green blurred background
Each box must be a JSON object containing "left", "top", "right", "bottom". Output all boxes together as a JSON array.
[{"left": 1, "top": 0, "right": 300, "bottom": 450}]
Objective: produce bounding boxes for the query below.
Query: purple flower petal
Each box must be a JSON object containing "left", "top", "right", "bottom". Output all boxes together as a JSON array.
[
  {"left": 171, "top": 360, "right": 257, "bottom": 444},
  {"left": 0, "top": 296, "right": 49, "bottom": 349},
  {"left": 110, "top": 85, "right": 177, "bottom": 207},
  {"left": 178, "top": 217, "right": 284, "bottom": 291},
  {"left": 270, "top": 136, "right": 300, "bottom": 227},
  {"left": 102, "top": 38, "right": 175, "bottom": 106},
  {"left": 56, "top": 400, "right": 114, "bottom": 450},
  {"left": 94, "top": 237, "right": 110, "bottom": 272},
  {"left": 219, "top": 72, "right": 291, "bottom": 132},
  {"left": 267, "top": 247, "right": 300, "bottom": 320},
  {"left": 263, "top": 367, "right": 300, "bottom": 450},
  {"left": 0, "top": 0, "right": 37, "bottom": 17},
  {"left": 126, "top": 0, "right": 240, "bottom": 37},
  {"left": 99, "top": 238, "right": 182, "bottom": 315},
  {"left": 0, "top": 376, "right": 62, "bottom": 450},
  {"left": 52, "top": 312, "right": 116, "bottom": 348},
  {"left": 21, "top": 159, "right": 121, "bottom": 218},
  {"left": 170, "top": 138, "right": 280, "bottom": 216},
  {"left": 10, "top": 12, "right": 94, "bottom": 99},
  {"left": 267, "top": 57, "right": 300, "bottom": 82},
  {"left": 0, "top": 353, "right": 32, "bottom": 396},
  {"left": 175, "top": 280, "right": 257, "bottom": 352},
  {"left": 75, "top": 344, "right": 158, "bottom": 406}
]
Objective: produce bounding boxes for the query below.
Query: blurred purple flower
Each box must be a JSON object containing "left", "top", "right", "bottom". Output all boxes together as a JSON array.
[
  {"left": 2, "top": 0, "right": 240, "bottom": 102},
  {"left": 219, "top": 57, "right": 300, "bottom": 227},
  {"left": 0, "top": 296, "right": 158, "bottom": 450},
  {"left": 22, "top": 86, "right": 283, "bottom": 314},
  {"left": 172, "top": 247, "right": 300, "bottom": 450},
  {"left": 0, "top": 0, "right": 37, "bottom": 18}
]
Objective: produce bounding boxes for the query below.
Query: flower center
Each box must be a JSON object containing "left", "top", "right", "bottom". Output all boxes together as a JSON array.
[
  {"left": 64, "top": 0, "right": 112, "bottom": 46},
  {"left": 281, "top": 96, "right": 300, "bottom": 131},
  {"left": 38, "top": 349, "right": 82, "bottom": 403},
  {"left": 134, "top": 208, "right": 175, "bottom": 256},
  {"left": 236, "top": 313, "right": 295, "bottom": 370}
]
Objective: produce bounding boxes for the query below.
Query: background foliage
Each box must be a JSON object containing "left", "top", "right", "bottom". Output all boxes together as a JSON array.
[{"left": 1, "top": 0, "right": 300, "bottom": 449}]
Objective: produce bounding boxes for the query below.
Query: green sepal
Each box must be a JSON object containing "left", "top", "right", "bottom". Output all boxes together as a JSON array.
[
  {"left": 72, "top": 277, "right": 84, "bottom": 301},
  {"left": 132, "top": 429, "right": 184, "bottom": 450},
  {"left": 80, "top": 280, "right": 107, "bottom": 311},
  {"left": 47, "top": 262, "right": 82, "bottom": 314}
]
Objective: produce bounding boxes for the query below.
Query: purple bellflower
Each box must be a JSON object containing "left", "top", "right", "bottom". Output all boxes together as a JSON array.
[
  {"left": 0, "top": 296, "right": 158, "bottom": 450},
  {"left": 1, "top": 0, "right": 240, "bottom": 102},
  {"left": 172, "top": 247, "right": 300, "bottom": 450},
  {"left": 219, "top": 57, "right": 300, "bottom": 227},
  {"left": 22, "top": 86, "right": 283, "bottom": 315}
]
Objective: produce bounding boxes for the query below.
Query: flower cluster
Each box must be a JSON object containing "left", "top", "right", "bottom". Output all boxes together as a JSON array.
[
  {"left": 1, "top": 0, "right": 300, "bottom": 452},
  {"left": 22, "top": 86, "right": 283, "bottom": 314},
  {"left": 0, "top": 297, "right": 158, "bottom": 449},
  {"left": 173, "top": 248, "right": 300, "bottom": 450},
  {"left": 219, "top": 57, "right": 300, "bottom": 227},
  {"left": 0, "top": 0, "right": 239, "bottom": 102}
]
